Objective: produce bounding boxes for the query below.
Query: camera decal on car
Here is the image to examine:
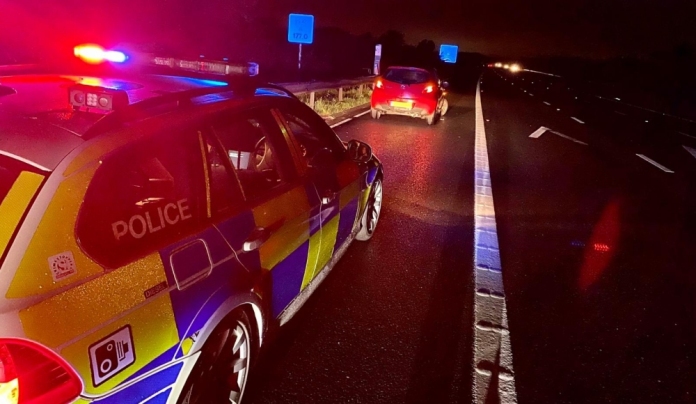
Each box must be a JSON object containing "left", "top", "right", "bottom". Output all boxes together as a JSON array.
[{"left": 88, "top": 325, "right": 136, "bottom": 386}]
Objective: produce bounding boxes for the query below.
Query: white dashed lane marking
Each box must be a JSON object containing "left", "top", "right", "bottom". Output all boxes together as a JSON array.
[
  {"left": 473, "top": 79, "right": 518, "bottom": 404},
  {"left": 636, "top": 154, "right": 674, "bottom": 173},
  {"left": 683, "top": 145, "right": 696, "bottom": 160},
  {"left": 528, "top": 126, "right": 588, "bottom": 146}
]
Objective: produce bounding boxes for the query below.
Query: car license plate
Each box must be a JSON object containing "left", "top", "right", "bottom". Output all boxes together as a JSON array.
[{"left": 390, "top": 100, "right": 413, "bottom": 109}]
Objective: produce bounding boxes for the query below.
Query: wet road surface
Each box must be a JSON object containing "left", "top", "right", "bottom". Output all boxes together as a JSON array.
[
  {"left": 482, "top": 69, "right": 696, "bottom": 404},
  {"left": 244, "top": 92, "right": 478, "bottom": 403},
  {"left": 245, "top": 67, "right": 696, "bottom": 404}
]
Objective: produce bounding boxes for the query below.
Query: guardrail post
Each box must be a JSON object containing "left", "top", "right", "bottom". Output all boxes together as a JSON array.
[
  {"left": 338, "top": 87, "right": 344, "bottom": 102},
  {"left": 359, "top": 84, "right": 364, "bottom": 95},
  {"left": 309, "top": 91, "right": 315, "bottom": 110}
]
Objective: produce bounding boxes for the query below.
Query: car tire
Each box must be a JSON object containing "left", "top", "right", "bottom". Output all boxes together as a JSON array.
[
  {"left": 371, "top": 108, "right": 381, "bottom": 119},
  {"left": 440, "top": 98, "right": 449, "bottom": 116},
  {"left": 356, "top": 177, "right": 383, "bottom": 241},
  {"left": 179, "top": 310, "right": 254, "bottom": 404},
  {"left": 426, "top": 113, "right": 437, "bottom": 125}
]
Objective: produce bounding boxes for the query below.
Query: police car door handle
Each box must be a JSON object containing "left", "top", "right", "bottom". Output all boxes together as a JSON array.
[{"left": 243, "top": 227, "right": 271, "bottom": 252}]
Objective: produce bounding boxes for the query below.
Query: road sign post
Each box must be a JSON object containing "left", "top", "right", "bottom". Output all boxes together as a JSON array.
[
  {"left": 439, "top": 44, "right": 459, "bottom": 64},
  {"left": 298, "top": 44, "right": 302, "bottom": 70},
  {"left": 288, "top": 13, "right": 314, "bottom": 71},
  {"left": 374, "top": 44, "right": 382, "bottom": 75}
]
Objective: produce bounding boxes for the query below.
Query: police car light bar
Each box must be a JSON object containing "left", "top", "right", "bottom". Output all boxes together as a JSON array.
[
  {"left": 69, "top": 84, "right": 129, "bottom": 112},
  {"left": 152, "top": 57, "right": 259, "bottom": 77},
  {"left": 74, "top": 45, "right": 128, "bottom": 64}
]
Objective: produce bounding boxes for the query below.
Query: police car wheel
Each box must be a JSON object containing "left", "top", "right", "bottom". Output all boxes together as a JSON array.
[
  {"left": 356, "top": 178, "right": 383, "bottom": 241},
  {"left": 180, "top": 311, "right": 252, "bottom": 404}
]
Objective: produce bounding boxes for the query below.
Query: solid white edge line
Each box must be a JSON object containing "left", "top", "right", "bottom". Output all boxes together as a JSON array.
[
  {"left": 679, "top": 131, "right": 696, "bottom": 140},
  {"left": 522, "top": 68, "right": 561, "bottom": 77},
  {"left": 473, "top": 79, "right": 518, "bottom": 404},
  {"left": 636, "top": 154, "right": 675, "bottom": 173},
  {"left": 571, "top": 117, "right": 585, "bottom": 124},
  {"left": 328, "top": 108, "right": 371, "bottom": 129},
  {"left": 330, "top": 118, "right": 353, "bottom": 128}
]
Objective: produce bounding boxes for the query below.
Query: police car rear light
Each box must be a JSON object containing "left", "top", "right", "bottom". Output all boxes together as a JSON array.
[
  {"left": 74, "top": 44, "right": 127, "bottom": 64},
  {"left": 0, "top": 339, "right": 82, "bottom": 404},
  {"left": 69, "top": 84, "right": 129, "bottom": 112},
  {"left": 0, "top": 343, "right": 18, "bottom": 404},
  {"left": 152, "top": 57, "right": 259, "bottom": 77}
]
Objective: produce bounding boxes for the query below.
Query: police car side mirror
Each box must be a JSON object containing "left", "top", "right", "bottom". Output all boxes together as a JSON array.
[{"left": 347, "top": 139, "right": 372, "bottom": 163}]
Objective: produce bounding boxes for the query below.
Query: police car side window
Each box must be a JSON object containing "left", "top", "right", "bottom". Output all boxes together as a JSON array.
[
  {"left": 77, "top": 130, "right": 206, "bottom": 269},
  {"left": 211, "top": 111, "right": 292, "bottom": 202},
  {"left": 202, "top": 131, "right": 245, "bottom": 217},
  {"left": 278, "top": 107, "right": 345, "bottom": 168}
]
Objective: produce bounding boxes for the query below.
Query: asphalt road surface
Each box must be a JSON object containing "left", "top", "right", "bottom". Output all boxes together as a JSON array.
[
  {"left": 245, "top": 68, "right": 696, "bottom": 404},
  {"left": 482, "top": 69, "right": 696, "bottom": 404},
  {"left": 244, "top": 91, "right": 477, "bottom": 403}
]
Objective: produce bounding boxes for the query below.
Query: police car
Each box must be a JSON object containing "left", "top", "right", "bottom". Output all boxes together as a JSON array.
[{"left": 0, "top": 45, "right": 383, "bottom": 404}]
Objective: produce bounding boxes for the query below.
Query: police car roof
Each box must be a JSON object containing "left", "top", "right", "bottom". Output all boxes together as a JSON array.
[{"left": 0, "top": 71, "right": 284, "bottom": 171}]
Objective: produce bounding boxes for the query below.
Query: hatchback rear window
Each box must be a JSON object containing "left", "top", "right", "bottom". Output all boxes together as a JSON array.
[{"left": 384, "top": 69, "right": 432, "bottom": 85}]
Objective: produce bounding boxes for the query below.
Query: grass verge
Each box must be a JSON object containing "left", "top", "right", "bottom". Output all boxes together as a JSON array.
[{"left": 297, "top": 86, "right": 372, "bottom": 117}]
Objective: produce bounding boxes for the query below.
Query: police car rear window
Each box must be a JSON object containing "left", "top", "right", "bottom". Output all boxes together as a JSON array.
[{"left": 76, "top": 131, "right": 207, "bottom": 269}]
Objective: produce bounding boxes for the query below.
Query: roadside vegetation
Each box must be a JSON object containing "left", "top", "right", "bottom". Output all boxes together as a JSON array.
[{"left": 297, "top": 86, "right": 373, "bottom": 117}]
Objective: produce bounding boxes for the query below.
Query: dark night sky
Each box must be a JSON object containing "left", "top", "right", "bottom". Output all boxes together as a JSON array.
[
  {"left": 3, "top": 0, "right": 696, "bottom": 59},
  {"left": 281, "top": 0, "right": 696, "bottom": 58}
]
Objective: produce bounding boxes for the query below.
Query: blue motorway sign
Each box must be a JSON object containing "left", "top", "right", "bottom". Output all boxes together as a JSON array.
[
  {"left": 439, "top": 44, "right": 459, "bottom": 64},
  {"left": 288, "top": 14, "right": 315, "bottom": 44}
]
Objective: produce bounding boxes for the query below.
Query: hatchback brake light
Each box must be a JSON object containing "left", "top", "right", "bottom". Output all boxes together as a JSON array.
[
  {"left": 375, "top": 79, "right": 383, "bottom": 89},
  {"left": 423, "top": 84, "right": 435, "bottom": 94},
  {"left": 0, "top": 339, "right": 82, "bottom": 404}
]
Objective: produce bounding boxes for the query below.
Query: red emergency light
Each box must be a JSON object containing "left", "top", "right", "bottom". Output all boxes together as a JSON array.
[{"left": 74, "top": 44, "right": 127, "bottom": 64}]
